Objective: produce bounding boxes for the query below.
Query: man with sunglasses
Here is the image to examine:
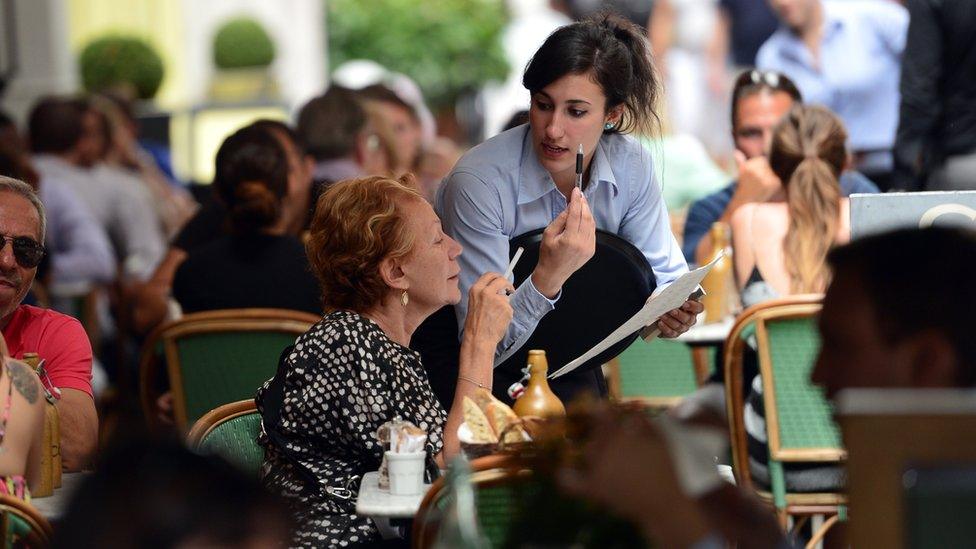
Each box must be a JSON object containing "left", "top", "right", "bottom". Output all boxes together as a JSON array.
[
  {"left": 0, "top": 176, "right": 97, "bottom": 471},
  {"left": 682, "top": 69, "right": 879, "bottom": 266}
]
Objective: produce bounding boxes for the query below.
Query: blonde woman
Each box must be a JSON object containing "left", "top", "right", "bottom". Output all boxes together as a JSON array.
[
  {"left": 730, "top": 104, "right": 850, "bottom": 492},
  {"left": 731, "top": 105, "right": 850, "bottom": 307}
]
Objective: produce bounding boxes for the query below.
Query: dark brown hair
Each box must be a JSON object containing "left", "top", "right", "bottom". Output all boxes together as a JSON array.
[
  {"left": 522, "top": 13, "right": 659, "bottom": 136},
  {"left": 213, "top": 124, "right": 288, "bottom": 234}
]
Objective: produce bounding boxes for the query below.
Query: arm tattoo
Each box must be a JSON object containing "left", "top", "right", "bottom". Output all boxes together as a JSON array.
[{"left": 6, "top": 361, "right": 39, "bottom": 404}]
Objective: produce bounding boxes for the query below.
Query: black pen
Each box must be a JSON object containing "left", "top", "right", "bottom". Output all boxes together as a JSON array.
[{"left": 575, "top": 144, "right": 583, "bottom": 190}]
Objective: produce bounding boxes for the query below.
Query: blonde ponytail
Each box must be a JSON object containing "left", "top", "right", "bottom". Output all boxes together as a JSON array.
[{"left": 769, "top": 106, "right": 848, "bottom": 294}]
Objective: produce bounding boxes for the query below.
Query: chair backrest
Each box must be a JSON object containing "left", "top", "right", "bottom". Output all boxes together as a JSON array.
[
  {"left": 140, "top": 308, "right": 318, "bottom": 430},
  {"left": 724, "top": 295, "right": 845, "bottom": 490},
  {"left": 187, "top": 399, "right": 263, "bottom": 476},
  {"left": 608, "top": 338, "right": 712, "bottom": 408},
  {"left": 0, "top": 494, "right": 53, "bottom": 548},
  {"left": 414, "top": 455, "right": 528, "bottom": 549}
]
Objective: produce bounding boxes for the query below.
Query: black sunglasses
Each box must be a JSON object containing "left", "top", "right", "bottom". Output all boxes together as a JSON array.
[{"left": 0, "top": 235, "right": 45, "bottom": 269}]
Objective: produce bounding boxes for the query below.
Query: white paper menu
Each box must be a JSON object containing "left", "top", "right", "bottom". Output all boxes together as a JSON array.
[{"left": 549, "top": 253, "right": 723, "bottom": 379}]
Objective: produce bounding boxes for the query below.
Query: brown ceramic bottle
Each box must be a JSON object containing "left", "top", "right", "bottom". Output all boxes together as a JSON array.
[{"left": 513, "top": 350, "right": 565, "bottom": 418}]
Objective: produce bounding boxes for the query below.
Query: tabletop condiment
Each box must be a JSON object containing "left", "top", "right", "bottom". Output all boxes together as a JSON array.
[{"left": 513, "top": 350, "right": 565, "bottom": 419}]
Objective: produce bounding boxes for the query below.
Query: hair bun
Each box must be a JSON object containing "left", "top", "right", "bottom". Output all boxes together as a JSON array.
[{"left": 230, "top": 180, "right": 280, "bottom": 232}]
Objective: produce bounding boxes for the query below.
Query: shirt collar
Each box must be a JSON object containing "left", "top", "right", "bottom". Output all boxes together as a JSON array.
[{"left": 517, "top": 131, "right": 619, "bottom": 205}]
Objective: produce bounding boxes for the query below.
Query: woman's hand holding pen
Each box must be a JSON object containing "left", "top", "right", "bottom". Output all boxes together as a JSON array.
[{"left": 531, "top": 187, "right": 596, "bottom": 299}]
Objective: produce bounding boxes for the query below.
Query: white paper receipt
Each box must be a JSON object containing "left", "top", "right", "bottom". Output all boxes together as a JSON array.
[{"left": 549, "top": 253, "right": 723, "bottom": 379}]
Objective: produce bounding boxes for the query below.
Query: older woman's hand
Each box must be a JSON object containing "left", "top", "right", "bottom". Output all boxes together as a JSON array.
[
  {"left": 659, "top": 299, "right": 703, "bottom": 338},
  {"left": 463, "top": 273, "right": 515, "bottom": 348}
]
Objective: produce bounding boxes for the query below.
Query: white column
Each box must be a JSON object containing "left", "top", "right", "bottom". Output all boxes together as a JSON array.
[{"left": 1, "top": 0, "right": 77, "bottom": 124}]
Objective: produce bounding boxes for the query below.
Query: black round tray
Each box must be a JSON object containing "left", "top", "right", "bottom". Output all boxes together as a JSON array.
[{"left": 492, "top": 228, "right": 656, "bottom": 402}]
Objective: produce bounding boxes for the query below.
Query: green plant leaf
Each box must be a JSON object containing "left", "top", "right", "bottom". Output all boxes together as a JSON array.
[{"left": 327, "top": 0, "right": 510, "bottom": 109}]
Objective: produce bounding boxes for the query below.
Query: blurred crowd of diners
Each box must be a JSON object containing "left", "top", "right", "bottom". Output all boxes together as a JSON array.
[{"left": 0, "top": 0, "right": 971, "bottom": 546}]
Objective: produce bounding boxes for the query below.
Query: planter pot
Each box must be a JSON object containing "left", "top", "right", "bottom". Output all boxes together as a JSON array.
[{"left": 208, "top": 67, "right": 278, "bottom": 102}]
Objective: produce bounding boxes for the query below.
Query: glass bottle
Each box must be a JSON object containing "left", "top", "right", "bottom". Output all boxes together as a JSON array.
[
  {"left": 513, "top": 350, "right": 565, "bottom": 418},
  {"left": 432, "top": 457, "right": 489, "bottom": 549},
  {"left": 700, "top": 222, "right": 736, "bottom": 323}
]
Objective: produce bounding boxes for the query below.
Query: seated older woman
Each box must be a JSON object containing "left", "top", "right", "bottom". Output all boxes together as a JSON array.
[{"left": 256, "top": 174, "right": 513, "bottom": 546}]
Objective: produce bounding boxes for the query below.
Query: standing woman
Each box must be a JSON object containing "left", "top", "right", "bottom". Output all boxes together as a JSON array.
[{"left": 436, "top": 14, "right": 702, "bottom": 402}]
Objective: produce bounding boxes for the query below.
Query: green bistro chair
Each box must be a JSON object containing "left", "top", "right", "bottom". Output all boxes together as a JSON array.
[
  {"left": 724, "top": 295, "right": 846, "bottom": 544},
  {"left": 609, "top": 338, "right": 714, "bottom": 409},
  {"left": 187, "top": 399, "right": 263, "bottom": 476},
  {"left": 139, "top": 309, "right": 319, "bottom": 430},
  {"left": 0, "top": 494, "right": 52, "bottom": 548},
  {"left": 414, "top": 455, "right": 530, "bottom": 549}
]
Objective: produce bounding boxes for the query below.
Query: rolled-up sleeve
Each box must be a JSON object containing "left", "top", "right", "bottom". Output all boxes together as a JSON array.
[
  {"left": 437, "top": 171, "right": 557, "bottom": 366},
  {"left": 619, "top": 147, "right": 688, "bottom": 287}
]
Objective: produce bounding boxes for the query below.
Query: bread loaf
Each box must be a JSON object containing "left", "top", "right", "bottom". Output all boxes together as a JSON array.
[{"left": 462, "top": 396, "right": 498, "bottom": 444}]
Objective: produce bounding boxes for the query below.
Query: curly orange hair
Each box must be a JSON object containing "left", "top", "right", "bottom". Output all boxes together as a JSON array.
[{"left": 306, "top": 174, "right": 424, "bottom": 312}]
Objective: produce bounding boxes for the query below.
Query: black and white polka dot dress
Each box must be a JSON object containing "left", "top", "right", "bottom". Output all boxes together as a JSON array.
[{"left": 256, "top": 310, "right": 447, "bottom": 547}]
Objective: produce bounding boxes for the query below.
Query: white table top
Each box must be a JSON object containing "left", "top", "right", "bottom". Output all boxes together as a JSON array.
[
  {"left": 676, "top": 316, "right": 734, "bottom": 345},
  {"left": 355, "top": 471, "right": 431, "bottom": 518},
  {"left": 32, "top": 471, "right": 87, "bottom": 520}
]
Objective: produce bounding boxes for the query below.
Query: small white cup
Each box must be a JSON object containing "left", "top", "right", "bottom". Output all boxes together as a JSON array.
[{"left": 384, "top": 450, "right": 425, "bottom": 495}]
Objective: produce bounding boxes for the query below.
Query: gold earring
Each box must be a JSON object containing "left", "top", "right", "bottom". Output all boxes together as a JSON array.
[{"left": 401, "top": 291, "right": 409, "bottom": 306}]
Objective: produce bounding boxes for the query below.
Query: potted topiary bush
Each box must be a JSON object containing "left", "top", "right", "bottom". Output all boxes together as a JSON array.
[
  {"left": 79, "top": 35, "right": 165, "bottom": 100},
  {"left": 209, "top": 16, "right": 278, "bottom": 101},
  {"left": 328, "top": 0, "right": 510, "bottom": 141}
]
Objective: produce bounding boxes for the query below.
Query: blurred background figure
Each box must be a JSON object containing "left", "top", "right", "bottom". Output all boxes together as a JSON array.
[
  {"left": 649, "top": 0, "right": 730, "bottom": 162},
  {"left": 894, "top": 0, "right": 976, "bottom": 192},
  {"left": 171, "top": 124, "right": 320, "bottom": 316},
  {"left": 682, "top": 70, "right": 878, "bottom": 267},
  {"left": 757, "top": 0, "right": 908, "bottom": 191},
  {"left": 52, "top": 436, "right": 291, "bottom": 549},
  {"left": 710, "top": 0, "right": 779, "bottom": 78},
  {"left": 358, "top": 84, "right": 424, "bottom": 176},
  {"left": 91, "top": 93, "right": 198, "bottom": 239},
  {"left": 731, "top": 104, "right": 850, "bottom": 306},
  {"left": 731, "top": 104, "right": 850, "bottom": 492},
  {"left": 296, "top": 86, "right": 377, "bottom": 186},
  {"left": 131, "top": 119, "right": 313, "bottom": 337},
  {"left": 28, "top": 96, "right": 165, "bottom": 284},
  {"left": 0, "top": 111, "right": 115, "bottom": 301}
]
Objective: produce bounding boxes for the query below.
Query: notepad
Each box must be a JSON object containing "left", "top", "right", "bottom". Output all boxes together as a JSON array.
[{"left": 549, "top": 253, "right": 723, "bottom": 379}]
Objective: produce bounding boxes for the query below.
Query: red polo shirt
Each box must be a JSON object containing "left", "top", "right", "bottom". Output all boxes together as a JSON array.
[{"left": 2, "top": 305, "right": 93, "bottom": 398}]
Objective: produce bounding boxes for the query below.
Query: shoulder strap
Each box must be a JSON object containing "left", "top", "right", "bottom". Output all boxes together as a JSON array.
[{"left": 260, "top": 345, "right": 321, "bottom": 495}]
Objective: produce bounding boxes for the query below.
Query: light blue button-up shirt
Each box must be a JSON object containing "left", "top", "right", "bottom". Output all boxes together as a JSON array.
[
  {"left": 757, "top": 0, "right": 908, "bottom": 170},
  {"left": 435, "top": 125, "right": 687, "bottom": 365}
]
